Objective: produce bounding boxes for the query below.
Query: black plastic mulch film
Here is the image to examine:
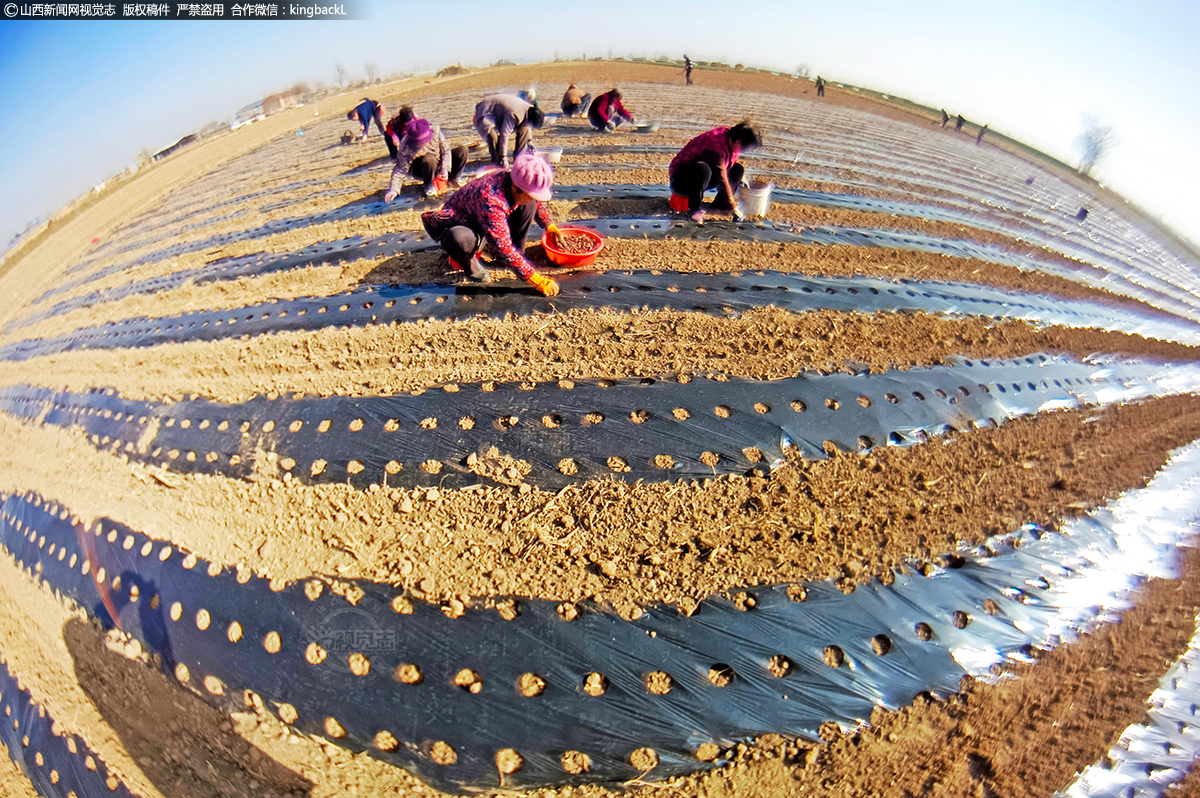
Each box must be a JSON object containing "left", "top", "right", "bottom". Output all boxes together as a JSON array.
[
  {"left": 48, "top": 120, "right": 1200, "bottom": 317},
  {"left": 0, "top": 656, "right": 137, "bottom": 798},
  {"left": 0, "top": 487, "right": 1069, "bottom": 794},
  {"left": 0, "top": 355, "right": 1188, "bottom": 493},
  {"left": 6, "top": 272, "right": 1198, "bottom": 364},
  {"left": 0, "top": 358, "right": 1197, "bottom": 793},
  {"left": 60, "top": 161, "right": 973, "bottom": 280},
  {"left": 11, "top": 211, "right": 1193, "bottom": 337},
  {"left": 4, "top": 113, "right": 1199, "bottom": 793},
  {"left": 9, "top": 229, "right": 430, "bottom": 334},
  {"left": 41, "top": 143, "right": 1200, "bottom": 323},
  {"left": 37, "top": 193, "right": 424, "bottom": 309}
]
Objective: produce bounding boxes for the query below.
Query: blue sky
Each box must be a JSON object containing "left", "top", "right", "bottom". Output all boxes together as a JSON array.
[{"left": 2, "top": 0, "right": 1199, "bottom": 254}]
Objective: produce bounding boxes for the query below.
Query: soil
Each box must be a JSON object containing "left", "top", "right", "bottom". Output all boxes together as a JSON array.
[{"left": 1, "top": 61, "right": 1199, "bottom": 798}]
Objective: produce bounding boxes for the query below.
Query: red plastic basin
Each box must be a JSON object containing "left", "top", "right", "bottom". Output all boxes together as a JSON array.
[{"left": 542, "top": 227, "right": 605, "bottom": 268}]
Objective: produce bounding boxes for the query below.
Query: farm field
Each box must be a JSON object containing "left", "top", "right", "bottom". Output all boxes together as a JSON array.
[{"left": 2, "top": 62, "right": 1200, "bottom": 798}]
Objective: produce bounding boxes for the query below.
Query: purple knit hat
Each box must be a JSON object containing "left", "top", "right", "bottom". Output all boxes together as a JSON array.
[
  {"left": 402, "top": 118, "right": 435, "bottom": 149},
  {"left": 510, "top": 152, "right": 553, "bottom": 201}
]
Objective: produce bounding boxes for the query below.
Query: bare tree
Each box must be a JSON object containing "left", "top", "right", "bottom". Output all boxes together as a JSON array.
[
  {"left": 365, "top": 62, "right": 378, "bottom": 83},
  {"left": 335, "top": 63, "right": 347, "bottom": 88},
  {"left": 1075, "top": 115, "right": 1117, "bottom": 176},
  {"left": 795, "top": 63, "right": 810, "bottom": 79}
]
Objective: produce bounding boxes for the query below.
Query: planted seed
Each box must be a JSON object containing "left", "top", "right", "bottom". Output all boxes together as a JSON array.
[
  {"left": 495, "top": 748, "right": 523, "bottom": 774},
  {"left": 583, "top": 672, "right": 608, "bottom": 696},
  {"left": 644, "top": 671, "right": 673, "bottom": 694},
  {"left": 630, "top": 747, "right": 660, "bottom": 772},
  {"left": 395, "top": 663, "right": 423, "bottom": 684},
  {"left": 561, "top": 750, "right": 591, "bottom": 774},
  {"left": 430, "top": 741, "right": 457, "bottom": 765}
]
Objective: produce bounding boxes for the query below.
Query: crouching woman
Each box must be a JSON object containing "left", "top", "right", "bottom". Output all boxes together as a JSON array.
[
  {"left": 588, "top": 88, "right": 635, "bottom": 132},
  {"left": 668, "top": 121, "right": 761, "bottom": 223},
  {"left": 421, "top": 153, "right": 562, "bottom": 297},
  {"left": 383, "top": 108, "right": 469, "bottom": 200}
]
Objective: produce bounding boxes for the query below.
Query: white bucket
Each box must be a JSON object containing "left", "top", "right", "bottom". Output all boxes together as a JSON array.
[
  {"left": 740, "top": 181, "right": 774, "bottom": 218},
  {"left": 539, "top": 147, "right": 564, "bottom": 164}
]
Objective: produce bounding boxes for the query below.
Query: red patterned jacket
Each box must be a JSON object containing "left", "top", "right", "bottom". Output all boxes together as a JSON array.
[{"left": 421, "top": 169, "right": 551, "bottom": 281}]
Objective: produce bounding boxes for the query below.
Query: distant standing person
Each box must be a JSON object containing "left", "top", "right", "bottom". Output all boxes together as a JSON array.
[
  {"left": 940, "top": 109, "right": 949, "bottom": 128},
  {"left": 955, "top": 114, "right": 965, "bottom": 133},
  {"left": 668, "top": 121, "right": 761, "bottom": 224},
  {"left": 348, "top": 98, "right": 385, "bottom": 141},
  {"left": 474, "top": 93, "right": 544, "bottom": 169},
  {"left": 684, "top": 55, "right": 694, "bottom": 85},
  {"left": 383, "top": 107, "right": 469, "bottom": 200},
  {"left": 815, "top": 76, "right": 825, "bottom": 97},
  {"left": 588, "top": 88, "right": 635, "bottom": 132},
  {"left": 976, "top": 124, "right": 988, "bottom": 145},
  {"left": 420, "top": 153, "right": 563, "bottom": 296},
  {"left": 560, "top": 84, "right": 592, "bottom": 117}
]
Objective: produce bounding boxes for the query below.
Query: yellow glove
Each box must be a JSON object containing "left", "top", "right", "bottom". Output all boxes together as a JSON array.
[{"left": 528, "top": 272, "right": 560, "bottom": 297}]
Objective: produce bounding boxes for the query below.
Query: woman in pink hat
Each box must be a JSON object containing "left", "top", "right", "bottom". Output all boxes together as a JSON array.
[
  {"left": 421, "top": 152, "right": 562, "bottom": 296},
  {"left": 383, "top": 107, "right": 469, "bottom": 200}
]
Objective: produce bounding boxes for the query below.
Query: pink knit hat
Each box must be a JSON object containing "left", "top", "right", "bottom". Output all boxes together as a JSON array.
[{"left": 510, "top": 152, "right": 553, "bottom": 201}]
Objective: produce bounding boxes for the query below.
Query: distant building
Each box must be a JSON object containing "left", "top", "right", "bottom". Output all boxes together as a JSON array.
[
  {"left": 233, "top": 101, "right": 265, "bottom": 129},
  {"left": 263, "top": 89, "right": 303, "bottom": 115},
  {"left": 152, "top": 134, "right": 199, "bottom": 161}
]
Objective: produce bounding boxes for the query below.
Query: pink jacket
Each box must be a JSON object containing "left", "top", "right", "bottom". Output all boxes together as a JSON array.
[{"left": 668, "top": 127, "right": 739, "bottom": 178}]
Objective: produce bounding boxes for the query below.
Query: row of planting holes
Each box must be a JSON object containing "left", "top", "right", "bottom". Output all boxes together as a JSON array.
[
  {"left": 0, "top": 685, "right": 119, "bottom": 794},
  {"left": 15, "top": 356, "right": 1097, "bottom": 425},
  {"left": 163, "top": 585, "right": 998, "bottom": 776},
  {"left": 27, "top": 372, "right": 1108, "bottom": 475},
  {"left": 0, "top": 502, "right": 707, "bottom": 775},
  {"left": 584, "top": 282, "right": 1034, "bottom": 309},
  {"left": 50, "top": 372, "right": 1098, "bottom": 439},
  {"left": 3, "top": 497, "right": 1018, "bottom": 778},
  {"left": 63, "top": 278, "right": 1069, "bottom": 343},
  {"left": 144, "top": 294, "right": 451, "bottom": 334},
  {"left": 50, "top": 276, "right": 1089, "bottom": 349}
]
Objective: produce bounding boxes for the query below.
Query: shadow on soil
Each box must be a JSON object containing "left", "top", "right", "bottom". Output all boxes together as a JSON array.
[
  {"left": 337, "top": 154, "right": 392, "bottom": 177},
  {"left": 64, "top": 617, "right": 312, "bottom": 798},
  {"left": 357, "top": 243, "right": 558, "bottom": 294},
  {"left": 567, "top": 196, "right": 669, "bottom": 218}
]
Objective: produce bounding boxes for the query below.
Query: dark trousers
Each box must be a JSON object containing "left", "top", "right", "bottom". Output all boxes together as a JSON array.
[
  {"left": 561, "top": 94, "right": 592, "bottom": 117},
  {"left": 426, "top": 201, "right": 536, "bottom": 264},
  {"left": 670, "top": 161, "right": 745, "bottom": 212},
  {"left": 410, "top": 145, "right": 469, "bottom": 187},
  {"left": 588, "top": 105, "right": 626, "bottom": 131},
  {"left": 485, "top": 124, "right": 533, "bottom": 166}
]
